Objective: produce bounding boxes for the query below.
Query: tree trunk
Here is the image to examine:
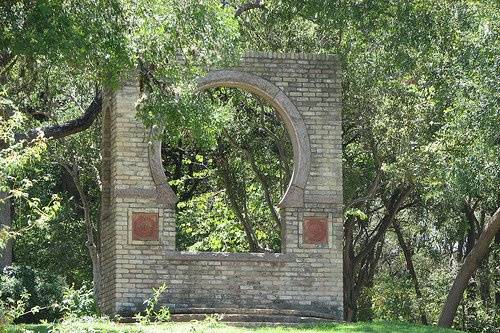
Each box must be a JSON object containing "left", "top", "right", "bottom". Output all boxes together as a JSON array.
[
  {"left": 393, "top": 220, "right": 428, "bottom": 324},
  {"left": 0, "top": 191, "right": 12, "bottom": 270},
  {"left": 216, "top": 149, "right": 262, "bottom": 252},
  {"left": 495, "top": 230, "right": 500, "bottom": 306},
  {"left": 343, "top": 217, "right": 356, "bottom": 321},
  {"left": 464, "top": 204, "right": 478, "bottom": 256},
  {"left": 61, "top": 163, "right": 101, "bottom": 303},
  {"left": 244, "top": 148, "right": 282, "bottom": 231},
  {"left": 343, "top": 186, "right": 410, "bottom": 322},
  {"left": 438, "top": 207, "right": 500, "bottom": 328}
]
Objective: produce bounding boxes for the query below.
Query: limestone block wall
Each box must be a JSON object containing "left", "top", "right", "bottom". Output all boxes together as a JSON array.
[{"left": 99, "top": 52, "right": 343, "bottom": 319}]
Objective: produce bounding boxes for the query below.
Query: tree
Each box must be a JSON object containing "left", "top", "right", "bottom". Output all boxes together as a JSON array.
[
  {"left": 438, "top": 207, "right": 500, "bottom": 327},
  {"left": 166, "top": 88, "right": 291, "bottom": 253},
  {"left": 393, "top": 219, "right": 428, "bottom": 324},
  {"left": 273, "top": 1, "right": 498, "bottom": 323}
]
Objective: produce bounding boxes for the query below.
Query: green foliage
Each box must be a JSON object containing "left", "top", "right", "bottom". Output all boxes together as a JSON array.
[
  {"left": 10, "top": 155, "right": 93, "bottom": 285},
  {"left": 371, "top": 229, "right": 500, "bottom": 332},
  {"left": 458, "top": 297, "right": 500, "bottom": 333},
  {"left": 131, "top": 0, "right": 241, "bottom": 147},
  {"left": 0, "top": 0, "right": 130, "bottom": 86},
  {"left": 0, "top": 98, "right": 45, "bottom": 181},
  {"left": 166, "top": 88, "right": 291, "bottom": 252},
  {"left": 1, "top": 0, "right": 499, "bottom": 329},
  {"left": 177, "top": 192, "right": 247, "bottom": 252},
  {"left": 59, "top": 284, "right": 97, "bottom": 320},
  {"left": 134, "top": 283, "right": 171, "bottom": 324},
  {"left": 1, "top": 105, "right": 102, "bottom": 286},
  {"left": 371, "top": 274, "right": 422, "bottom": 322},
  {"left": 0, "top": 290, "right": 29, "bottom": 327},
  {"left": 0, "top": 265, "right": 67, "bottom": 323}
]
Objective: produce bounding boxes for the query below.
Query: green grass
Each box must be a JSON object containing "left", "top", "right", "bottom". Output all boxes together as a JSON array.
[{"left": 5, "top": 320, "right": 466, "bottom": 333}]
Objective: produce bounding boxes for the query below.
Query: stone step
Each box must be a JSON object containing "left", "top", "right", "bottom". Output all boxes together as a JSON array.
[
  {"left": 171, "top": 313, "right": 330, "bottom": 324},
  {"left": 170, "top": 307, "right": 336, "bottom": 320},
  {"left": 224, "top": 321, "right": 307, "bottom": 327},
  {"left": 119, "top": 307, "right": 338, "bottom": 325}
]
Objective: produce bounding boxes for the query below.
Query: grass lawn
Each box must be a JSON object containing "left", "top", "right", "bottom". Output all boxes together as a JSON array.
[{"left": 5, "top": 320, "right": 466, "bottom": 333}]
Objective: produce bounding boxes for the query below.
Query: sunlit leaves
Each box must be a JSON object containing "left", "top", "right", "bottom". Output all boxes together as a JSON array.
[
  {"left": 176, "top": 191, "right": 247, "bottom": 252},
  {"left": 126, "top": 0, "right": 241, "bottom": 147},
  {"left": 1, "top": 0, "right": 130, "bottom": 86}
]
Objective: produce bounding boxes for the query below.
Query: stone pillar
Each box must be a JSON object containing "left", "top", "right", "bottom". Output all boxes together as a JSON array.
[{"left": 99, "top": 81, "right": 177, "bottom": 315}]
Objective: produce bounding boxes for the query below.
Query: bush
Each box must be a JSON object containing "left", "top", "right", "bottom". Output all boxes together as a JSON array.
[
  {"left": 0, "top": 290, "right": 30, "bottom": 327},
  {"left": 134, "top": 283, "right": 170, "bottom": 324},
  {"left": 60, "top": 284, "right": 97, "bottom": 319},
  {"left": 454, "top": 288, "right": 500, "bottom": 333},
  {"left": 370, "top": 273, "right": 421, "bottom": 323},
  {"left": 0, "top": 265, "right": 67, "bottom": 323}
]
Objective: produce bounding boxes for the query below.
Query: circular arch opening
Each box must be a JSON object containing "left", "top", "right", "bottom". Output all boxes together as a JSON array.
[{"left": 196, "top": 70, "right": 310, "bottom": 208}]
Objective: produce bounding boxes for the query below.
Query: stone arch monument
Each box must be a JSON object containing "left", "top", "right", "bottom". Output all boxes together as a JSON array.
[{"left": 99, "top": 52, "right": 343, "bottom": 319}]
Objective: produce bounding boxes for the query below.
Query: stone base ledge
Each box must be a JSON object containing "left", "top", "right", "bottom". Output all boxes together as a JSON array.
[{"left": 169, "top": 307, "right": 338, "bottom": 319}]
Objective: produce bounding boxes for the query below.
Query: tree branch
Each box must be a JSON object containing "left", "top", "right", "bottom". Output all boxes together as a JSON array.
[
  {"left": 393, "top": 219, "right": 428, "bottom": 324},
  {"left": 224, "top": 130, "right": 282, "bottom": 232},
  {"left": 346, "top": 169, "right": 382, "bottom": 210},
  {"left": 216, "top": 139, "right": 263, "bottom": 252},
  {"left": 59, "top": 161, "right": 101, "bottom": 303},
  {"left": 12, "top": 91, "right": 102, "bottom": 145},
  {"left": 354, "top": 186, "right": 411, "bottom": 265},
  {"left": 235, "top": 0, "right": 265, "bottom": 17}
]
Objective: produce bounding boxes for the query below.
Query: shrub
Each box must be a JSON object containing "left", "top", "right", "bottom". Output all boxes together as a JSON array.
[
  {"left": 134, "top": 283, "right": 170, "bottom": 324},
  {"left": 0, "top": 290, "right": 29, "bottom": 327},
  {"left": 60, "top": 284, "right": 98, "bottom": 319},
  {"left": 0, "top": 265, "right": 66, "bottom": 323},
  {"left": 371, "top": 273, "right": 420, "bottom": 323}
]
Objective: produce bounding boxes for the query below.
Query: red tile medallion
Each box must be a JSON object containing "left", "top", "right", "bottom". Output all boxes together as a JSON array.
[
  {"left": 303, "top": 218, "right": 329, "bottom": 245},
  {"left": 132, "top": 212, "right": 159, "bottom": 241}
]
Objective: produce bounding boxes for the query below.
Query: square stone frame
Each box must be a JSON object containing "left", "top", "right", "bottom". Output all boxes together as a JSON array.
[{"left": 128, "top": 208, "right": 162, "bottom": 245}]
